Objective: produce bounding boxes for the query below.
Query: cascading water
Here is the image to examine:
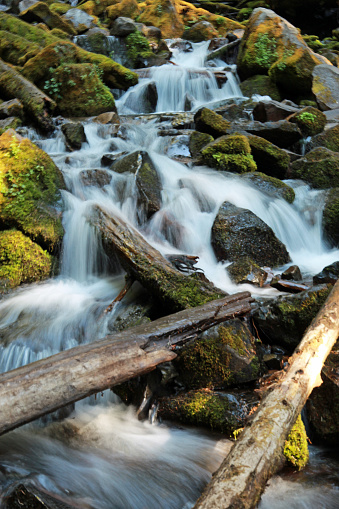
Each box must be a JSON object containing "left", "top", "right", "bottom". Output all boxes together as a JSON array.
[{"left": 0, "top": 40, "right": 339, "bottom": 508}]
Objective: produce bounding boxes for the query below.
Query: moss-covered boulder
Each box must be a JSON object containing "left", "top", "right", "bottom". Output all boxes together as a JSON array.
[
  {"left": 287, "top": 107, "right": 326, "bottom": 137},
  {"left": 183, "top": 20, "right": 219, "bottom": 42},
  {"left": 227, "top": 256, "right": 268, "bottom": 286},
  {"left": 158, "top": 388, "right": 259, "bottom": 434},
  {"left": 240, "top": 75, "right": 282, "bottom": 102},
  {"left": 125, "top": 30, "right": 153, "bottom": 68},
  {"left": 107, "top": 0, "right": 139, "bottom": 22},
  {"left": 246, "top": 134, "right": 290, "bottom": 179},
  {"left": 252, "top": 284, "right": 332, "bottom": 350},
  {"left": 194, "top": 107, "right": 230, "bottom": 138},
  {"left": 211, "top": 201, "right": 290, "bottom": 266},
  {"left": 312, "top": 64, "right": 339, "bottom": 111},
  {"left": 49, "top": 63, "right": 116, "bottom": 117},
  {"left": 284, "top": 414, "right": 309, "bottom": 470},
  {"left": 201, "top": 134, "right": 257, "bottom": 173},
  {"left": 290, "top": 148, "right": 339, "bottom": 189},
  {"left": 0, "top": 11, "right": 59, "bottom": 47},
  {"left": 237, "top": 8, "right": 328, "bottom": 97},
  {"left": 0, "top": 130, "right": 64, "bottom": 252},
  {"left": 0, "top": 30, "right": 41, "bottom": 66},
  {"left": 240, "top": 171, "right": 295, "bottom": 203},
  {"left": 174, "top": 318, "right": 261, "bottom": 389},
  {"left": 111, "top": 150, "right": 162, "bottom": 219},
  {"left": 19, "top": 2, "right": 76, "bottom": 35},
  {"left": 322, "top": 188, "right": 339, "bottom": 248},
  {"left": 308, "top": 124, "right": 339, "bottom": 152},
  {"left": 79, "top": 0, "right": 116, "bottom": 16},
  {"left": 0, "top": 229, "right": 52, "bottom": 290},
  {"left": 189, "top": 130, "right": 214, "bottom": 157}
]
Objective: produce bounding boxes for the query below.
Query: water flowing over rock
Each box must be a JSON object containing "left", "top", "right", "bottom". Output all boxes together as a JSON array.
[{"left": 211, "top": 202, "right": 290, "bottom": 267}]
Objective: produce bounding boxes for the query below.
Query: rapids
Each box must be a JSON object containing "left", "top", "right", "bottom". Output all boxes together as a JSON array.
[{"left": 0, "top": 39, "right": 338, "bottom": 508}]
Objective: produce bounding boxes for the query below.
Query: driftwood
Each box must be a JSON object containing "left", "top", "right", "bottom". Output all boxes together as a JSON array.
[
  {"left": 0, "top": 59, "right": 55, "bottom": 132},
  {"left": 0, "top": 292, "right": 253, "bottom": 436},
  {"left": 92, "top": 205, "right": 226, "bottom": 312},
  {"left": 195, "top": 280, "right": 339, "bottom": 509}
]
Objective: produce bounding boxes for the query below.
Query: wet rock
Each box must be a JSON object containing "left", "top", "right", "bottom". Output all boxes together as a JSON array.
[
  {"left": 253, "top": 99, "right": 299, "bottom": 123},
  {"left": 227, "top": 256, "right": 268, "bottom": 286},
  {"left": 236, "top": 120, "right": 302, "bottom": 149},
  {"left": 201, "top": 134, "right": 257, "bottom": 174},
  {"left": 165, "top": 134, "right": 190, "bottom": 159},
  {"left": 240, "top": 171, "right": 294, "bottom": 203},
  {"left": 61, "top": 122, "right": 87, "bottom": 151},
  {"left": 0, "top": 99, "right": 24, "bottom": 120},
  {"left": 80, "top": 169, "right": 112, "bottom": 188},
  {"left": 158, "top": 388, "right": 259, "bottom": 434},
  {"left": 307, "top": 124, "right": 339, "bottom": 152},
  {"left": 111, "top": 150, "right": 162, "bottom": 219},
  {"left": 287, "top": 107, "right": 327, "bottom": 137},
  {"left": 313, "top": 261, "right": 339, "bottom": 285},
  {"left": 245, "top": 135, "right": 290, "bottom": 180},
  {"left": 63, "top": 8, "right": 95, "bottom": 33},
  {"left": 270, "top": 278, "right": 309, "bottom": 293},
  {"left": 93, "top": 111, "right": 120, "bottom": 124},
  {"left": 282, "top": 265, "right": 302, "bottom": 280},
  {"left": 110, "top": 16, "right": 139, "bottom": 36},
  {"left": 312, "top": 64, "right": 339, "bottom": 111},
  {"left": 290, "top": 148, "right": 339, "bottom": 189},
  {"left": 252, "top": 284, "right": 333, "bottom": 350},
  {"left": 183, "top": 21, "right": 219, "bottom": 42},
  {"left": 240, "top": 75, "right": 282, "bottom": 102},
  {"left": 3, "top": 483, "right": 76, "bottom": 509},
  {"left": 211, "top": 202, "right": 290, "bottom": 267},
  {"left": 174, "top": 318, "right": 261, "bottom": 390},
  {"left": 101, "top": 152, "right": 123, "bottom": 167},
  {"left": 194, "top": 107, "right": 230, "bottom": 138},
  {"left": 142, "top": 25, "right": 162, "bottom": 40},
  {"left": 189, "top": 131, "right": 214, "bottom": 157}
]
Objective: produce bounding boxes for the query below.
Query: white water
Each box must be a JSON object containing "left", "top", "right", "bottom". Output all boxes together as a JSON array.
[{"left": 0, "top": 40, "right": 339, "bottom": 508}]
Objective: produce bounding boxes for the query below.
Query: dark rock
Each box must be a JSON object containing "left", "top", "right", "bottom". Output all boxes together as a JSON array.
[
  {"left": 263, "top": 353, "right": 282, "bottom": 370},
  {"left": 3, "top": 483, "right": 75, "bottom": 509},
  {"left": 189, "top": 130, "right": 214, "bottom": 158},
  {"left": 0, "top": 116, "right": 22, "bottom": 132},
  {"left": 80, "top": 169, "right": 112, "bottom": 187},
  {"left": 61, "top": 122, "right": 87, "bottom": 151},
  {"left": 290, "top": 148, "right": 339, "bottom": 189},
  {"left": 0, "top": 98, "right": 24, "bottom": 120},
  {"left": 270, "top": 278, "right": 309, "bottom": 293},
  {"left": 240, "top": 75, "right": 282, "bottom": 102},
  {"left": 252, "top": 284, "right": 333, "bottom": 350},
  {"left": 240, "top": 171, "right": 294, "bottom": 203},
  {"left": 182, "top": 21, "right": 218, "bottom": 42},
  {"left": 245, "top": 135, "right": 290, "bottom": 180},
  {"left": 227, "top": 256, "right": 268, "bottom": 286},
  {"left": 313, "top": 261, "right": 339, "bottom": 285},
  {"left": 211, "top": 202, "right": 290, "bottom": 267},
  {"left": 93, "top": 111, "right": 119, "bottom": 124},
  {"left": 253, "top": 100, "right": 299, "bottom": 122},
  {"left": 282, "top": 265, "right": 302, "bottom": 280},
  {"left": 237, "top": 120, "right": 303, "bottom": 149},
  {"left": 101, "top": 152, "right": 123, "bottom": 166},
  {"left": 110, "top": 16, "right": 139, "bottom": 36},
  {"left": 194, "top": 107, "right": 230, "bottom": 138}
]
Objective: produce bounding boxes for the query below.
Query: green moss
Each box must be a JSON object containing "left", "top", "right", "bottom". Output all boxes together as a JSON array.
[
  {"left": 290, "top": 148, "right": 339, "bottom": 189},
  {"left": 239, "top": 74, "right": 282, "bottom": 102},
  {"left": 19, "top": 2, "right": 76, "bottom": 36},
  {"left": 302, "top": 34, "right": 323, "bottom": 52},
  {"left": 202, "top": 134, "right": 257, "bottom": 173},
  {"left": 0, "top": 30, "right": 41, "bottom": 66},
  {"left": 284, "top": 415, "right": 309, "bottom": 470},
  {"left": 194, "top": 107, "right": 230, "bottom": 138},
  {"left": 254, "top": 32, "right": 277, "bottom": 68},
  {"left": 247, "top": 135, "right": 290, "bottom": 180},
  {"left": 126, "top": 31, "right": 153, "bottom": 67},
  {"left": 322, "top": 188, "right": 339, "bottom": 247},
  {"left": 0, "top": 229, "right": 52, "bottom": 289},
  {"left": 0, "top": 131, "right": 64, "bottom": 252},
  {"left": 289, "top": 107, "right": 326, "bottom": 137},
  {"left": 242, "top": 171, "right": 295, "bottom": 203},
  {"left": 189, "top": 131, "right": 214, "bottom": 157},
  {"left": 310, "top": 125, "right": 339, "bottom": 152},
  {"left": 0, "top": 118, "right": 22, "bottom": 136},
  {"left": 49, "top": 2, "right": 72, "bottom": 15},
  {"left": 0, "top": 12, "right": 59, "bottom": 47},
  {"left": 106, "top": 0, "right": 139, "bottom": 22}
]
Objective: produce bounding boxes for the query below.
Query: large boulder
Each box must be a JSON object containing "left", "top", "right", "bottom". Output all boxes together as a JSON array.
[
  {"left": 174, "top": 318, "right": 261, "bottom": 389},
  {"left": 201, "top": 134, "right": 257, "bottom": 174},
  {"left": 287, "top": 106, "right": 327, "bottom": 137},
  {"left": 240, "top": 171, "right": 295, "bottom": 203},
  {"left": 106, "top": 0, "right": 139, "bottom": 23},
  {"left": 194, "top": 107, "right": 230, "bottom": 138},
  {"left": 312, "top": 64, "right": 339, "bottom": 111},
  {"left": 252, "top": 284, "right": 333, "bottom": 350},
  {"left": 235, "top": 119, "right": 302, "bottom": 149},
  {"left": 237, "top": 8, "right": 329, "bottom": 97},
  {"left": 252, "top": 99, "right": 298, "bottom": 122},
  {"left": 110, "top": 16, "right": 140, "bottom": 36},
  {"left": 19, "top": 1, "right": 76, "bottom": 35},
  {"left": 183, "top": 20, "right": 219, "bottom": 42},
  {"left": 290, "top": 148, "right": 339, "bottom": 189},
  {"left": 211, "top": 202, "right": 290, "bottom": 267},
  {"left": 322, "top": 188, "right": 339, "bottom": 248},
  {"left": 0, "top": 130, "right": 64, "bottom": 252},
  {"left": 63, "top": 8, "right": 96, "bottom": 33},
  {"left": 246, "top": 134, "right": 290, "bottom": 179},
  {"left": 0, "top": 29, "right": 41, "bottom": 66}
]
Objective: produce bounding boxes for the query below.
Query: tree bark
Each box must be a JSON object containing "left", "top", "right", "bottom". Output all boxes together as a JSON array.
[
  {"left": 194, "top": 280, "right": 339, "bottom": 509},
  {"left": 0, "top": 292, "right": 252, "bottom": 436},
  {"left": 0, "top": 59, "right": 55, "bottom": 132},
  {"left": 92, "top": 205, "right": 227, "bottom": 312}
]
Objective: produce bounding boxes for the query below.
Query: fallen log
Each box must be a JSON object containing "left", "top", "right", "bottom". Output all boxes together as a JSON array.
[
  {"left": 92, "top": 205, "right": 226, "bottom": 312},
  {"left": 0, "top": 292, "right": 253, "bottom": 436},
  {"left": 194, "top": 280, "right": 339, "bottom": 509},
  {"left": 0, "top": 59, "right": 55, "bottom": 132}
]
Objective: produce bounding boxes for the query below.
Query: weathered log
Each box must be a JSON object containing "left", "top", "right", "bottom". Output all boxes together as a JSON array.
[
  {"left": 0, "top": 59, "right": 55, "bottom": 132},
  {"left": 92, "top": 205, "right": 226, "bottom": 312},
  {"left": 0, "top": 292, "right": 253, "bottom": 436},
  {"left": 194, "top": 280, "right": 339, "bottom": 509}
]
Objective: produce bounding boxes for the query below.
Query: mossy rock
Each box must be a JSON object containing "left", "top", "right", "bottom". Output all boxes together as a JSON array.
[
  {"left": 284, "top": 415, "right": 309, "bottom": 470},
  {"left": 211, "top": 201, "right": 290, "bottom": 267},
  {"left": 246, "top": 134, "right": 290, "bottom": 179},
  {"left": 50, "top": 63, "right": 116, "bottom": 117},
  {"left": 290, "top": 148, "right": 339, "bottom": 190},
  {"left": 0, "top": 130, "right": 64, "bottom": 252},
  {"left": 0, "top": 117, "right": 22, "bottom": 136},
  {"left": 189, "top": 130, "right": 214, "bottom": 157},
  {"left": 194, "top": 107, "right": 230, "bottom": 138},
  {"left": 252, "top": 284, "right": 333, "bottom": 350},
  {"left": 174, "top": 318, "right": 261, "bottom": 390},
  {"left": 0, "top": 12, "right": 59, "bottom": 48},
  {"left": 239, "top": 74, "right": 282, "bottom": 102},
  {"left": 287, "top": 106, "right": 326, "bottom": 137},
  {"left": 240, "top": 171, "right": 295, "bottom": 203},
  {"left": 227, "top": 255, "right": 267, "bottom": 286},
  {"left": 201, "top": 134, "right": 257, "bottom": 173},
  {"left": 107, "top": 0, "right": 140, "bottom": 22},
  {"left": 49, "top": 3, "right": 72, "bottom": 16},
  {"left": 0, "top": 229, "right": 52, "bottom": 290},
  {"left": 308, "top": 124, "right": 339, "bottom": 152},
  {"left": 61, "top": 122, "right": 87, "bottom": 151},
  {"left": 79, "top": 0, "right": 115, "bottom": 16},
  {"left": 125, "top": 30, "right": 153, "bottom": 68},
  {"left": 183, "top": 20, "right": 219, "bottom": 42},
  {"left": 0, "top": 30, "right": 41, "bottom": 66},
  {"left": 322, "top": 188, "right": 339, "bottom": 248},
  {"left": 19, "top": 2, "right": 76, "bottom": 36}
]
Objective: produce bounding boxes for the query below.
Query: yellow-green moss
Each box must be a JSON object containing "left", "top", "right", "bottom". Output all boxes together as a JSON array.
[
  {"left": 202, "top": 134, "right": 257, "bottom": 173},
  {"left": 247, "top": 134, "right": 290, "bottom": 180},
  {"left": 288, "top": 107, "right": 326, "bottom": 137},
  {"left": 0, "top": 12, "right": 59, "bottom": 47},
  {"left": 0, "top": 131, "right": 64, "bottom": 252},
  {"left": 0, "top": 118, "right": 22, "bottom": 136},
  {"left": 284, "top": 415, "right": 309, "bottom": 470},
  {"left": 0, "top": 229, "right": 52, "bottom": 289},
  {"left": 19, "top": 2, "right": 77, "bottom": 36},
  {"left": 106, "top": 0, "right": 140, "bottom": 22},
  {"left": 290, "top": 148, "right": 339, "bottom": 189},
  {"left": 49, "top": 2, "right": 72, "bottom": 15},
  {"left": 0, "top": 30, "right": 41, "bottom": 66},
  {"left": 194, "top": 107, "right": 230, "bottom": 138},
  {"left": 125, "top": 31, "right": 153, "bottom": 67}
]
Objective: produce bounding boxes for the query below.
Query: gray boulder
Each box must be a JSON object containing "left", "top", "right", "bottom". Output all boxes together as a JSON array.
[
  {"left": 110, "top": 17, "right": 140, "bottom": 36},
  {"left": 312, "top": 64, "right": 339, "bottom": 111},
  {"left": 63, "top": 8, "right": 96, "bottom": 31}
]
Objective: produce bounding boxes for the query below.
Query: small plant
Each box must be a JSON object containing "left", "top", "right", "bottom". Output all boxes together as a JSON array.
[
  {"left": 215, "top": 16, "right": 225, "bottom": 26},
  {"left": 254, "top": 33, "right": 277, "bottom": 67},
  {"left": 298, "top": 111, "right": 316, "bottom": 123}
]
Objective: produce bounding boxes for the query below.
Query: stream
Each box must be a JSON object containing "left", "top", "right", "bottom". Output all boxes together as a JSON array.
[{"left": 0, "top": 39, "right": 339, "bottom": 508}]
